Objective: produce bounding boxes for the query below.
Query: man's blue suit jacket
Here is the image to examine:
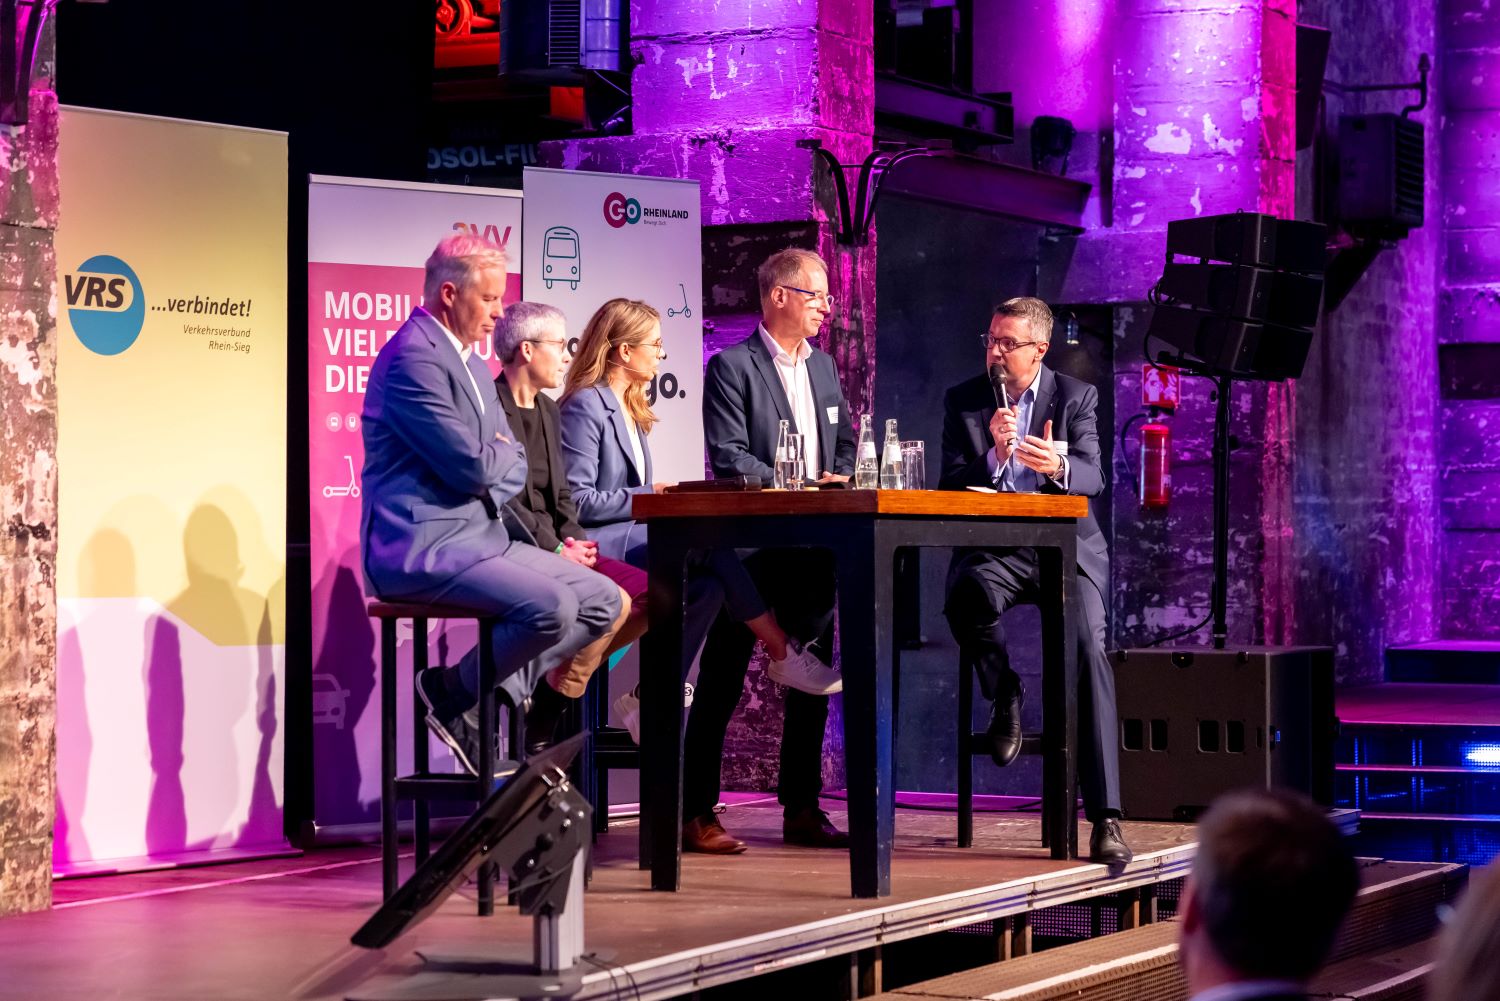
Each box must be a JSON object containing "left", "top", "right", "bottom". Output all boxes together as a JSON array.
[
  {"left": 360, "top": 309, "right": 531, "bottom": 600},
  {"left": 702, "top": 329, "right": 856, "bottom": 482}
]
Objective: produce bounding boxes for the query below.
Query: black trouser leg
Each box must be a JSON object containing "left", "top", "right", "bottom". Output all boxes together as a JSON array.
[
  {"left": 943, "top": 551, "right": 1030, "bottom": 700},
  {"left": 682, "top": 608, "right": 755, "bottom": 820},
  {"left": 745, "top": 549, "right": 837, "bottom": 815},
  {"left": 1075, "top": 576, "right": 1120, "bottom": 822}
]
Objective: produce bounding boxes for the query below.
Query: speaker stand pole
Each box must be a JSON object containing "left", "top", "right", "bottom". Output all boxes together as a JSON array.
[{"left": 1211, "top": 374, "right": 1232, "bottom": 650}]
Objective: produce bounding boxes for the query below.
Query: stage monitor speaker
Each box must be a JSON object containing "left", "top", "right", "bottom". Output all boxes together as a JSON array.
[
  {"left": 1147, "top": 305, "right": 1315, "bottom": 381},
  {"left": 1166, "top": 214, "right": 1327, "bottom": 274},
  {"left": 1112, "top": 646, "right": 1335, "bottom": 822},
  {"left": 1159, "top": 262, "right": 1323, "bottom": 327}
]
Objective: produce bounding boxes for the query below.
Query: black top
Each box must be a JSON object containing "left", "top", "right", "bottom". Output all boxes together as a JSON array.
[
  {"left": 511, "top": 405, "right": 560, "bottom": 551},
  {"left": 494, "top": 372, "right": 589, "bottom": 552}
]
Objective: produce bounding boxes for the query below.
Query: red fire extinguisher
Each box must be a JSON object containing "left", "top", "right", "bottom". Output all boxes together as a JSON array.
[{"left": 1141, "top": 419, "right": 1170, "bottom": 509}]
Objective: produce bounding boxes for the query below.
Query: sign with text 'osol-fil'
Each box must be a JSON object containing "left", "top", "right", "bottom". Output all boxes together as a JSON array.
[
  {"left": 307, "top": 176, "right": 522, "bottom": 835},
  {"left": 56, "top": 108, "right": 288, "bottom": 873}
]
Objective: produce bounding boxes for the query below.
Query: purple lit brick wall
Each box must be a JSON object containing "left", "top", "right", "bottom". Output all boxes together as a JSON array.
[
  {"left": 1055, "top": 0, "right": 1301, "bottom": 649},
  {"left": 0, "top": 16, "right": 58, "bottom": 915},
  {"left": 1439, "top": 0, "right": 1500, "bottom": 637},
  {"left": 544, "top": 0, "right": 875, "bottom": 794},
  {"left": 1293, "top": 0, "right": 1442, "bottom": 682}
]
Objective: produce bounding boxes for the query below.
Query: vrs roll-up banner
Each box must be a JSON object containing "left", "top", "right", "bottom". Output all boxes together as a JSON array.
[
  {"left": 55, "top": 108, "right": 289, "bottom": 873},
  {"left": 307, "top": 177, "right": 522, "bottom": 835}
]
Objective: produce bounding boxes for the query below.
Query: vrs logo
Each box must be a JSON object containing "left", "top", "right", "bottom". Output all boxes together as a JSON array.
[
  {"left": 65, "top": 255, "right": 146, "bottom": 356},
  {"left": 603, "top": 191, "right": 641, "bottom": 228}
]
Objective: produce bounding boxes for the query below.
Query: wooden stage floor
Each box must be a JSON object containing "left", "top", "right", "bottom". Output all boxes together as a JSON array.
[{"left": 2, "top": 795, "right": 1197, "bottom": 1001}]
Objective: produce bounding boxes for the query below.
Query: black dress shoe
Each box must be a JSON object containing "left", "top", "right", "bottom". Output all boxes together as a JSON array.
[
  {"left": 783, "top": 807, "right": 850, "bottom": 848},
  {"left": 985, "top": 679, "right": 1025, "bottom": 767},
  {"left": 1089, "top": 816, "right": 1133, "bottom": 867},
  {"left": 523, "top": 686, "right": 566, "bottom": 756}
]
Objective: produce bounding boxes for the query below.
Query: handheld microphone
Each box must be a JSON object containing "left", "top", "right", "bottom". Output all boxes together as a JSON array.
[{"left": 988, "top": 363, "right": 1010, "bottom": 411}]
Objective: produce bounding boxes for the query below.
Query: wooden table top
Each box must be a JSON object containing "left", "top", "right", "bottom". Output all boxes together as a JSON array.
[{"left": 633, "top": 488, "right": 1088, "bottom": 520}]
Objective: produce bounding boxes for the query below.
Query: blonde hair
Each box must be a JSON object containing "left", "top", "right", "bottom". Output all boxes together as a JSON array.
[
  {"left": 561, "top": 298, "right": 661, "bottom": 434},
  {"left": 992, "top": 297, "right": 1055, "bottom": 343},
  {"left": 757, "top": 247, "right": 827, "bottom": 306}
]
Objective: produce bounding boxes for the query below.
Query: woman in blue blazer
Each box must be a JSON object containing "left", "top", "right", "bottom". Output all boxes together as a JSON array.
[{"left": 558, "top": 300, "right": 841, "bottom": 744}]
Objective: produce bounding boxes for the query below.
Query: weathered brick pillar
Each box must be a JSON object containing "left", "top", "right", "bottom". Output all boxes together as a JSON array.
[
  {"left": 0, "top": 14, "right": 59, "bottom": 916},
  {"left": 542, "top": 1, "right": 874, "bottom": 792},
  {"left": 1293, "top": 0, "right": 1441, "bottom": 681},
  {"left": 1062, "top": 0, "right": 1300, "bottom": 649},
  {"left": 1439, "top": 0, "right": 1500, "bottom": 637}
]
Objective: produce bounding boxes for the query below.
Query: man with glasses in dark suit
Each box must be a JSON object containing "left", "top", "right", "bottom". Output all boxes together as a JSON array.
[
  {"left": 938, "top": 296, "right": 1131, "bottom": 866},
  {"left": 695, "top": 247, "right": 856, "bottom": 851}
]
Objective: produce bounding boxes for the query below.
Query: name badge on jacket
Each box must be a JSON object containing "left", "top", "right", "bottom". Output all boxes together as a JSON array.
[{"left": 826, "top": 405, "right": 839, "bottom": 424}]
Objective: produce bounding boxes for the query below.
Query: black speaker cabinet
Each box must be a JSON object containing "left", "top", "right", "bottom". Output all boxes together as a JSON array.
[{"left": 1112, "top": 646, "right": 1335, "bottom": 821}]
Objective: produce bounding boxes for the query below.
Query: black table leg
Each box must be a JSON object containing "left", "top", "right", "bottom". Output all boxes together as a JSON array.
[
  {"left": 643, "top": 535, "right": 688, "bottom": 890},
  {"left": 1037, "top": 535, "right": 1080, "bottom": 860},
  {"left": 380, "top": 617, "right": 398, "bottom": 899},
  {"left": 840, "top": 524, "right": 894, "bottom": 898}
]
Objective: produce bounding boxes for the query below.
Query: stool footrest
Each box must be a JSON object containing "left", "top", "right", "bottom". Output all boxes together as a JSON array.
[
  {"left": 965, "top": 733, "right": 1044, "bottom": 757},
  {"left": 395, "top": 769, "right": 516, "bottom": 800},
  {"left": 368, "top": 600, "right": 501, "bottom": 621}
]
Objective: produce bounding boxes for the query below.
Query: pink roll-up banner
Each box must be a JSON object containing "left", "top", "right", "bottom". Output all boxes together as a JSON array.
[{"left": 306, "top": 176, "right": 522, "bottom": 836}]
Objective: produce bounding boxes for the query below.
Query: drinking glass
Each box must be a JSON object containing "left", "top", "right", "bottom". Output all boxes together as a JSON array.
[{"left": 900, "top": 441, "right": 925, "bottom": 490}]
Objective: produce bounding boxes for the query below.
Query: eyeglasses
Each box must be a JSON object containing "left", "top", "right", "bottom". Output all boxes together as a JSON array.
[
  {"left": 641, "top": 340, "right": 666, "bottom": 354},
  {"left": 981, "top": 335, "right": 1044, "bottom": 353},
  {"left": 525, "top": 338, "right": 569, "bottom": 352},
  {"left": 780, "top": 285, "right": 837, "bottom": 310}
]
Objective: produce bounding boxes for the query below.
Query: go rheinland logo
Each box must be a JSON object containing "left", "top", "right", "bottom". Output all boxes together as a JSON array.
[
  {"left": 603, "top": 191, "right": 641, "bottom": 228},
  {"left": 65, "top": 255, "right": 146, "bottom": 356}
]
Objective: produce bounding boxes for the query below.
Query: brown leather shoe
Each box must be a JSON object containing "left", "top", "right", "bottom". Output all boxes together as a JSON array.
[
  {"left": 683, "top": 815, "right": 747, "bottom": 855},
  {"left": 782, "top": 807, "right": 850, "bottom": 848}
]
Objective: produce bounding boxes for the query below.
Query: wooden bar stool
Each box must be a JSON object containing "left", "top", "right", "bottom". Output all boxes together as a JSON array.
[
  {"left": 957, "top": 652, "right": 1053, "bottom": 849},
  {"left": 367, "top": 600, "right": 525, "bottom": 916}
]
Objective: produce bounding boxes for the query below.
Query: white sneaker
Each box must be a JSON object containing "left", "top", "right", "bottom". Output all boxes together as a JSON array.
[
  {"left": 613, "top": 683, "right": 696, "bottom": 746},
  {"left": 767, "top": 640, "right": 843, "bottom": 695}
]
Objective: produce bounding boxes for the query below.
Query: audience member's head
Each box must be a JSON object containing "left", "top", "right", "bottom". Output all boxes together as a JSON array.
[
  {"left": 1178, "top": 789, "right": 1359, "bottom": 996},
  {"left": 1430, "top": 862, "right": 1500, "bottom": 1001}
]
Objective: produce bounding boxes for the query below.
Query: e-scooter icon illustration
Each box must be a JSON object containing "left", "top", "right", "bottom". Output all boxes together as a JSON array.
[
  {"left": 323, "top": 455, "right": 361, "bottom": 498},
  {"left": 667, "top": 282, "right": 692, "bottom": 318}
]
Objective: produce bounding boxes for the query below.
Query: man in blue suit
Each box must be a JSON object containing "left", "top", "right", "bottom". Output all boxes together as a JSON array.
[
  {"left": 360, "top": 234, "right": 628, "bottom": 773},
  {"left": 695, "top": 247, "right": 856, "bottom": 851},
  {"left": 938, "top": 296, "right": 1130, "bottom": 865}
]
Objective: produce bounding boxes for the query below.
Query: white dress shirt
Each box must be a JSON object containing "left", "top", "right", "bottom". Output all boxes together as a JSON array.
[
  {"left": 422, "top": 307, "right": 486, "bottom": 415},
  {"left": 612, "top": 385, "right": 648, "bottom": 481},
  {"left": 757, "top": 324, "right": 822, "bottom": 477}
]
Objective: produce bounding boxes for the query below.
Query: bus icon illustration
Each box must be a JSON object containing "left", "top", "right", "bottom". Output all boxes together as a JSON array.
[{"left": 542, "top": 226, "right": 581, "bottom": 290}]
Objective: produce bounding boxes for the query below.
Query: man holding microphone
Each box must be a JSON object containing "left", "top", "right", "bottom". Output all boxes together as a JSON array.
[{"left": 938, "top": 296, "right": 1131, "bottom": 866}]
